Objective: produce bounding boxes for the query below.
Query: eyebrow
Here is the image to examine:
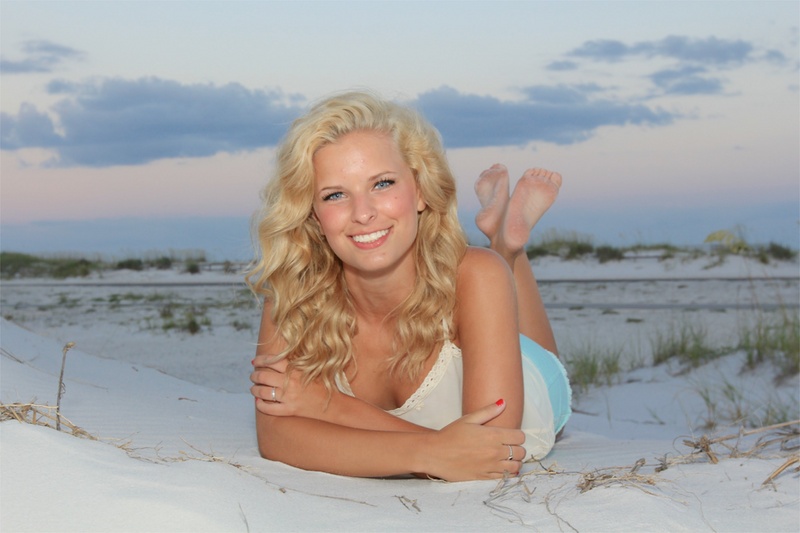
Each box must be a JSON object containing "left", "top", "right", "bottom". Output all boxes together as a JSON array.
[{"left": 316, "top": 171, "right": 397, "bottom": 194}]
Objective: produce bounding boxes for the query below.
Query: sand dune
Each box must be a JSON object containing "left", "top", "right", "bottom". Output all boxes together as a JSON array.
[{"left": 2, "top": 255, "right": 798, "bottom": 532}]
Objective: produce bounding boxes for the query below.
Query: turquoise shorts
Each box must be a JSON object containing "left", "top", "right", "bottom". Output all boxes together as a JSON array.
[{"left": 520, "top": 335, "right": 572, "bottom": 433}]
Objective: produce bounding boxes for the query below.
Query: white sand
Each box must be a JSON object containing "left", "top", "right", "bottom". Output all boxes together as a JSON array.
[{"left": 1, "top": 254, "right": 798, "bottom": 532}]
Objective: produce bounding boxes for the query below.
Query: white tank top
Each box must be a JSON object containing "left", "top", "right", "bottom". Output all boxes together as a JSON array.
[{"left": 336, "top": 338, "right": 556, "bottom": 460}]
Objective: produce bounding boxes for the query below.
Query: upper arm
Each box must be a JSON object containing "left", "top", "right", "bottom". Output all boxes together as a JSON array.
[
  {"left": 254, "top": 299, "right": 286, "bottom": 457},
  {"left": 256, "top": 299, "right": 286, "bottom": 357},
  {"left": 454, "top": 247, "right": 524, "bottom": 428}
]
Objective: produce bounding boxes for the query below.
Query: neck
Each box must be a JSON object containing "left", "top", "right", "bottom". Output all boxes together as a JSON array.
[{"left": 343, "top": 265, "right": 416, "bottom": 324}]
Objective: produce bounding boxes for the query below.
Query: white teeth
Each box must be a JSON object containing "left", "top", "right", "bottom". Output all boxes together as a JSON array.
[{"left": 352, "top": 229, "right": 389, "bottom": 243}]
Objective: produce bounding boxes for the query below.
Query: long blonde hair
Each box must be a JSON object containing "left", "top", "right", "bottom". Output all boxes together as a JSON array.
[{"left": 246, "top": 91, "right": 467, "bottom": 389}]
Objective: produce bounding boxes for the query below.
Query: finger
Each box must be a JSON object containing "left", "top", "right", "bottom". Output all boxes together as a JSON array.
[
  {"left": 250, "top": 369, "right": 272, "bottom": 385},
  {"left": 503, "top": 444, "right": 527, "bottom": 462},
  {"left": 497, "top": 445, "right": 523, "bottom": 476},
  {"left": 500, "top": 462, "right": 521, "bottom": 476},
  {"left": 250, "top": 368, "right": 283, "bottom": 386},
  {"left": 255, "top": 397, "right": 291, "bottom": 416},
  {"left": 253, "top": 354, "right": 287, "bottom": 370},
  {"left": 250, "top": 384, "right": 280, "bottom": 403},
  {"left": 458, "top": 399, "right": 506, "bottom": 425}
]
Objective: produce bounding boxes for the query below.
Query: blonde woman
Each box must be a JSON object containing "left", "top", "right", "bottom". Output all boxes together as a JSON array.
[{"left": 247, "top": 92, "right": 570, "bottom": 481}]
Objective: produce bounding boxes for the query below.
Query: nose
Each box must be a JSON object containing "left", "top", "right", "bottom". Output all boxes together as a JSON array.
[{"left": 351, "top": 194, "right": 377, "bottom": 224}]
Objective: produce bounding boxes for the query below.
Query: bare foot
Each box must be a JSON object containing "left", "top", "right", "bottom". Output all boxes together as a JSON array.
[
  {"left": 474, "top": 164, "right": 510, "bottom": 240},
  {"left": 499, "top": 168, "right": 562, "bottom": 255}
]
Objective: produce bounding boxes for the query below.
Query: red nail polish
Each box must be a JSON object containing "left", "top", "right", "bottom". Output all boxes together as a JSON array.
[
  {"left": 496, "top": 399, "right": 504, "bottom": 407},
  {"left": 251, "top": 359, "right": 255, "bottom": 366}
]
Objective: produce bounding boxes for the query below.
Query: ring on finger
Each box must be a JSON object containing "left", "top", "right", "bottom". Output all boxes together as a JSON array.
[
  {"left": 507, "top": 445, "right": 514, "bottom": 461},
  {"left": 271, "top": 386, "right": 277, "bottom": 402}
]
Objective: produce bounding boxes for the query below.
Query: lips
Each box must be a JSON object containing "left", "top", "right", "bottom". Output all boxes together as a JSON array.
[{"left": 351, "top": 229, "right": 389, "bottom": 244}]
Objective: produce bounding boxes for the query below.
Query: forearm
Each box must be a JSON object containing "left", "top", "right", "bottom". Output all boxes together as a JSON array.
[
  {"left": 256, "top": 412, "right": 430, "bottom": 477},
  {"left": 256, "top": 399, "right": 527, "bottom": 481},
  {"left": 321, "top": 392, "right": 432, "bottom": 432}
]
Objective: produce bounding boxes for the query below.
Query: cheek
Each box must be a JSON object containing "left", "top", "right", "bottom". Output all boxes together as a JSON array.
[
  {"left": 314, "top": 207, "right": 344, "bottom": 236},
  {"left": 389, "top": 189, "right": 422, "bottom": 216}
]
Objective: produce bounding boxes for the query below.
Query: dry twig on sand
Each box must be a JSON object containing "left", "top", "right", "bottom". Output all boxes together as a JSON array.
[
  {"left": 681, "top": 420, "right": 799, "bottom": 463},
  {"left": 0, "top": 402, "right": 95, "bottom": 440},
  {"left": 56, "top": 342, "right": 76, "bottom": 431},
  {"left": 762, "top": 456, "right": 800, "bottom": 486}
]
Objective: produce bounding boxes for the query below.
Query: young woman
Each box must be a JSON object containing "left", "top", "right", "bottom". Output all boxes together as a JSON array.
[{"left": 247, "top": 92, "right": 570, "bottom": 481}]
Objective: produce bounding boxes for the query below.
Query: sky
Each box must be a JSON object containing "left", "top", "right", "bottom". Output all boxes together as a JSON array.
[{"left": 1, "top": 0, "right": 798, "bottom": 260}]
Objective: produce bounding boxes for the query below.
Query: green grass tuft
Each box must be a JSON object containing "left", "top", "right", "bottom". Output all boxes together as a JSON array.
[
  {"left": 563, "top": 343, "right": 624, "bottom": 394},
  {"left": 1, "top": 252, "right": 100, "bottom": 279},
  {"left": 651, "top": 321, "right": 725, "bottom": 370},
  {"left": 739, "top": 311, "right": 799, "bottom": 382}
]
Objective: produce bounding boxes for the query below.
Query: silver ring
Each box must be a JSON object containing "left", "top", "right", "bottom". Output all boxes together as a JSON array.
[
  {"left": 271, "top": 386, "right": 277, "bottom": 402},
  {"left": 507, "top": 445, "right": 514, "bottom": 461}
]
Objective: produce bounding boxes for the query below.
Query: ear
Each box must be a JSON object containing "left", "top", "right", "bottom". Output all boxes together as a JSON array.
[
  {"left": 309, "top": 210, "right": 326, "bottom": 239},
  {"left": 415, "top": 186, "right": 427, "bottom": 213}
]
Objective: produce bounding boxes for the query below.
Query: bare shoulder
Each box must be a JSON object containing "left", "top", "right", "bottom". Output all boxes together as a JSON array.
[{"left": 457, "top": 246, "right": 513, "bottom": 288}]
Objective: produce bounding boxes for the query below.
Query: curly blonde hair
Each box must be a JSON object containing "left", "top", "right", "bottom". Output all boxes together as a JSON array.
[{"left": 246, "top": 91, "right": 467, "bottom": 389}]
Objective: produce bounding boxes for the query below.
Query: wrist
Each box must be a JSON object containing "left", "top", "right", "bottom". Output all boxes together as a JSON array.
[{"left": 411, "top": 430, "right": 438, "bottom": 476}]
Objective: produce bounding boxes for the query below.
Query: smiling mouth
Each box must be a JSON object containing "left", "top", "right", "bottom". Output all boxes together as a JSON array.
[{"left": 351, "top": 229, "right": 389, "bottom": 244}]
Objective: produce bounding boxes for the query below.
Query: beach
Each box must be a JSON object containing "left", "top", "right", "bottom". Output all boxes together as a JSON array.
[{"left": 1, "top": 252, "right": 798, "bottom": 532}]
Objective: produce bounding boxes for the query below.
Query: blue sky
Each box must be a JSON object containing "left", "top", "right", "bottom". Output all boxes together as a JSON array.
[{"left": 1, "top": 1, "right": 798, "bottom": 259}]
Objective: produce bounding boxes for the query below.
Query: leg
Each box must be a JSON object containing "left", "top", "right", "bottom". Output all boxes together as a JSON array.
[
  {"left": 505, "top": 170, "right": 561, "bottom": 353},
  {"left": 475, "top": 167, "right": 561, "bottom": 354},
  {"left": 512, "top": 253, "right": 557, "bottom": 354}
]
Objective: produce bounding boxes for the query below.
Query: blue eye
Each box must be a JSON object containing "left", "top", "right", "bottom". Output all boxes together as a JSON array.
[
  {"left": 375, "top": 179, "right": 395, "bottom": 190},
  {"left": 322, "top": 191, "right": 343, "bottom": 201}
]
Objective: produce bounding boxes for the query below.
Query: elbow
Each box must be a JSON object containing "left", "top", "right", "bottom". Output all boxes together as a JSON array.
[
  {"left": 255, "top": 411, "right": 283, "bottom": 461},
  {"left": 257, "top": 434, "right": 273, "bottom": 460}
]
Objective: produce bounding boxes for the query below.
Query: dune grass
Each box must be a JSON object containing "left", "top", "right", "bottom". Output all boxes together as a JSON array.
[
  {"left": 522, "top": 228, "right": 797, "bottom": 265},
  {"left": 0, "top": 250, "right": 215, "bottom": 280},
  {"left": 157, "top": 302, "right": 212, "bottom": 335},
  {"left": 562, "top": 342, "right": 626, "bottom": 394},
  {"left": 739, "top": 309, "right": 800, "bottom": 382},
  {"left": 0, "top": 252, "right": 100, "bottom": 279},
  {"left": 694, "top": 376, "right": 799, "bottom": 430},
  {"left": 650, "top": 320, "right": 728, "bottom": 370},
  {"left": 3, "top": 231, "right": 797, "bottom": 279}
]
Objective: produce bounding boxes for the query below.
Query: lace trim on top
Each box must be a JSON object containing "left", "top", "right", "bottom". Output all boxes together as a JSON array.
[
  {"left": 335, "top": 339, "right": 462, "bottom": 416},
  {"left": 388, "top": 339, "right": 461, "bottom": 416}
]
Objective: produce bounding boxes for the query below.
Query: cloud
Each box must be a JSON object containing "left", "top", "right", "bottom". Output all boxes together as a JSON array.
[
  {"left": 545, "top": 60, "right": 579, "bottom": 71},
  {"left": 648, "top": 66, "right": 724, "bottom": 95},
  {"left": 762, "top": 49, "right": 788, "bottom": 64},
  {"left": 562, "top": 35, "right": 777, "bottom": 97},
  {"left": 414, "top": 86, "right": 673, "bottom": 148},
  {"left": 1, "top": 79, "right": 675, "bottom": 166},
  {"left": 0, "top": 39, "right": 84, "bottom": 74},
  {"left": 1, "top": 77, "right": 301, "bottom": 166},
  {"left": 0, "top": 104, "right": 63, "bottom": 148},
  {"left": 569, "top": 39, "right": 631, "bottom": 62},
  {"left": 568, "top": 35, "right": 754, "bottom": 65}
]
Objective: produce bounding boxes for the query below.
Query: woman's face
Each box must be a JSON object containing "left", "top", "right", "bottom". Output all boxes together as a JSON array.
[{"left": 311, "top": 130, "right": 427, "bottom": 277}]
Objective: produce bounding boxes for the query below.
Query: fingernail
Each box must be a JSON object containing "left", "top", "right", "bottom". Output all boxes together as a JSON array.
[
  {"left": 250, "top": 359, "right": 255, "bottom": 366},
  {"left": 496, "top": 399, "right": 505, "bottom": 406}
]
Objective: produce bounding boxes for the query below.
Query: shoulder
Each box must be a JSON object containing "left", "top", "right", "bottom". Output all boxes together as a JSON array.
[
  {"left": 457, "top": 246, "right": 513, "bottom": 288},
  {"left": 454, "top": 247, "right": 516, "bottom": 322}
]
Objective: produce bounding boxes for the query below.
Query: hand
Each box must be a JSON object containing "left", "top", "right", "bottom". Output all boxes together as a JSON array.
[
  {"left": 250, "top": 355, "right": 332, "bottom": 419},
  {"left": 421, "top": 400, "right": 527, "bottom": 481}
]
